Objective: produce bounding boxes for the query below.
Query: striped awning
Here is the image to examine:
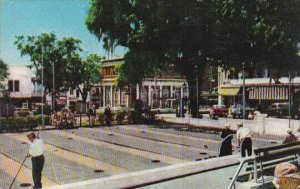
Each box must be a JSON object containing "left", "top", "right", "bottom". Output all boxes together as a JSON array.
[
  {"left": 218, "top": 87, "right": 240, "bottom": 96},
  {"left": 249, "top": 86, "right": 289, "bottom": 100}
]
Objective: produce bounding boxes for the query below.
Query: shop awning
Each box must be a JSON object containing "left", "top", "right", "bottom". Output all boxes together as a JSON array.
[
  {"left": 218, "top": 87, "right": 240, "bottom": 96},
  {"left": 249, "top": 86, "right": 289, "bottom": 100}
]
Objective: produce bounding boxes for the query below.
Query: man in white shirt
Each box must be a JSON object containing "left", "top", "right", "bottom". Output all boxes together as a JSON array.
[
  {"left": 26, "top": 132, "right": 44, "bottom": 189},
  {"left": 236, "top": 122, "right": 252, "bottom": 157}
]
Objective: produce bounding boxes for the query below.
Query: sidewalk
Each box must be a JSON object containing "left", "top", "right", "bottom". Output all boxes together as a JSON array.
[{"left": 156, "top": 114, "right": 300, "bottom": 136}]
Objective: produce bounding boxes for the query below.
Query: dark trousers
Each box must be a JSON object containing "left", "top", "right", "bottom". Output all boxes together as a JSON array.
[
  {"left": 105, "top": 118, "right": 111, "bottom": 126},
  {"left": 32, "top": 155, "right": 45, "bottom": 188},
  {"left": 241, "top": 138, "right": 252, "bottom": 157}
]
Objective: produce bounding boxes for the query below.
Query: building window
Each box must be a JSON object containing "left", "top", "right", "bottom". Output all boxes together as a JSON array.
[
  {"left": 8, "top": 80, "right": 13, "bottom": 92},
  {"left": 105, "top": 86, "right": 111, "bottom": 106},
  {"left": 121, "top": 89, "right": 127, "bottom": 106},
  {"left": 14, "top": 80, "right": 19, "bottom": 92},
  {"left": 76, "top": 90, "right": 80, "bottom": 98},
  {"left": 8, "top": 80, "right": 19, "bottom": 92},
  {"left": 162, "top": 86, "right": 170, "bottom": 98},
  {"left": 113, "top": 88, "right": 119, "bottom": 107},
  {"left": 70, "top": 89, "right": 74, "bottom": 95}
]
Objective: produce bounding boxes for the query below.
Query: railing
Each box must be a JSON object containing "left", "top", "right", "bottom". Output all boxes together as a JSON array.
[
  {"left": 31, "top": 91, "right": 43, "bottom": 97},
  {"left": 6, "top": 91, "right": 44, "bottom": 98},
  {"left": 227, "top": 156, "right": 255, "bottom": 189},
  {"left": 9, "top": 92, "right": 32, "bottom": 98}
]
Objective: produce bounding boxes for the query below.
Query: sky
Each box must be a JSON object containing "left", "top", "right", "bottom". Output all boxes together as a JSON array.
[{"left": 0, "top": 0, "right": 126, "bottom": 65}]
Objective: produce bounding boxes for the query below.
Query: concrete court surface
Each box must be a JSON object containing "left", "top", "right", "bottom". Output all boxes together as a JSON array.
[{"left": 0, "top": 124, "right": 283, "bottom": 189}]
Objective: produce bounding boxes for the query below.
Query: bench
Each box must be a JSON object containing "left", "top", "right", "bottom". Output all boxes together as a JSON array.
[
  {"left": 253, "top": 142, "right": 300, "bottom": 183},
  {"left": 228, "top": 141, "right": 300, "bottom": 189}
]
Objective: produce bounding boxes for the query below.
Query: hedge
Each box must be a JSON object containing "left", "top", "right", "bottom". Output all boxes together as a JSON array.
[{"left": 0, "top": 114, "right": 50, "bottom": 133}]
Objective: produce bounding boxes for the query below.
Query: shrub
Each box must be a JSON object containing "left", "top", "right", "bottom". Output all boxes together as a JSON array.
[
  {"left": 134, "top": 99, "right": 143, "bottom": 113},
  {"left": 35, "top": 105, "right": 52, "bottom": 115},
  {"left": 96, "top": 112, "right": 105, "bottom": 125},
  {"left": 27, "top": 115, "right": 40, "bottom": 127},
  {"left": 14, "top": 117, "right": 27, "bottom": 130},
  {"left": 144, "top": 110, "right": 156, "bottom": 124},
  {"left": 18, "top": 110, "right": 30, "bottom": 117},
  {"left": 131, "top": 111, "right": 144, "bottom": 124},
  {"left": 115, "top": 111, "right": 126, "bottom": 124},
  {"left": 36, "top": 115, "right": 50, "bottom": 125}
]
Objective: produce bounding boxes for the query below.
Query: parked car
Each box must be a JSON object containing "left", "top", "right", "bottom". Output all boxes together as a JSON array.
[
  {"left": 198, "top": 105, "right": 211, "bottom": 114},
  {"left": 230, "top": 104, "right": 255, "bottom": 119},
  {"left": 210, "top": 105, "right": 228, "bottom": 117},
  {"left": 267, "top": 102, "right": 300, "bottom": 118},
  {"left": 151, "top": 107, "right": 176, "bottom": 114}
]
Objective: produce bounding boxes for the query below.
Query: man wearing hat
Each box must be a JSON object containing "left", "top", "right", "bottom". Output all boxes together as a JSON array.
[
  {"left": 26, "top": 132, "right": 45, "bottom": 189},
  {"left": 236, "top": 122, "right": 252, "bottom": 157},
  {"left": 219, "top": 123, "right": 235, "bottom": 156}
]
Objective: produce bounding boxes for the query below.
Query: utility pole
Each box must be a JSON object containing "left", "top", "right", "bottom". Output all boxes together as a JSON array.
[
  {"left": 41, "top": 47, "right": 45, "bottom": 126},
  {"left": 52, "top": 62, "right": 55, "bottom": 111},
  {"left": 288, "top": 71, "right": 291, "bottom": 128},
  {"left": 242, "top": 62, "right": 246, "bottom": 119}
]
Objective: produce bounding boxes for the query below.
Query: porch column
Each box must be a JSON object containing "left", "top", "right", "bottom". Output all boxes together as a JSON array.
[
  {"left": 102, "top": 86, "right": 105, "bottom": 107},
  {"left": 148, "top": 86, "right": 152, "bottom": 107},
  {"left": 180, "top": 86, "right": 183, "bottom": 99},
  {"left": 119, "top": 88, "right": 121, "bottom": 106},
  {"left": 160, "top": 85, "right": 163, "bottom": 107},
  {"left": 170, "top": 85, "right": 173, "bottom": 108},
  {"left": 136, "top": 84, "right": 140, "bottom": 99},
  {"left": 110, "top": 85, "right": 113, "bottom": 107}
]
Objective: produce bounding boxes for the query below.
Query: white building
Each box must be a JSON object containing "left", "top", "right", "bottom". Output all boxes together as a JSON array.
[
  {"left": 91, "top": 58, "right": 188, "bottom": 110},
  {"left": 1, "top": 64, "right": 43, "bottom": 108}
]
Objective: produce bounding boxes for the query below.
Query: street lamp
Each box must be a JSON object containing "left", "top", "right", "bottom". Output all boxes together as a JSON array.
[
  {"left": 181, "top": 82, "right": 187, "bottom": 118},
  {"left": 195, "top": 65, "right": 199, "bottom": 119},
  {"left": 52, "top": 62, "right": 55, "bottom": 111},
  {"left": 41, "top": 47, "right": 45, "bottom": 127},
  {"left": 242, "top": 62, "right": 246, "bottom": 119}
]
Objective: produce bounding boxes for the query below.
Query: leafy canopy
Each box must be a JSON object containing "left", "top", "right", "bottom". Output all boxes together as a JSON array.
[{"left": 15, "top": 33, "right": 103, "bottom": 102}]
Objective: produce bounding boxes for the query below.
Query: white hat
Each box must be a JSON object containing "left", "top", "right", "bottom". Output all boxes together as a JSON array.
[{"left": 26, "top": 132, "right": 36, "bottom": 137}]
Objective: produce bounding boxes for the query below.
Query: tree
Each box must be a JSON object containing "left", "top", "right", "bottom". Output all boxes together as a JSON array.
[
  {"left": 65, "top": 53, "right": 102, "bottom": 104},
  {"left": 214, "top": 0, "right": 300, "bottom": 75},
  {"left": 86, "top": 0, "right": 218, "bottom": 117},
  {"left": 15, "top": 33, "right": 83, "bottom": 94},
  {"left": 0, "top": 59, "right": 8, "bottom": 89},
  {"left": 15, "top": 33, "right": 103, "bottom": 109},
  {"left": 86, "top": 0, "right": 300, "bottom": 117},
  {"left": 0, "top": 59, "right": 9, "bottom": 103}
]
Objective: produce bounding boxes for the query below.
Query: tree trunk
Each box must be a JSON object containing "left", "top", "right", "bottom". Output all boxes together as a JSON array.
[
  {"left": 187, "top": 78, "right": 197, "bottom": 118},
  {"left": 185, "top": 70, "right": 203, "bottom": 118}
]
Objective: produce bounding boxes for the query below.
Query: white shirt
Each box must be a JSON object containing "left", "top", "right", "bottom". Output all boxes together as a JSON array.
[
  {"left": 237, "top": 127, "right": 251, "bottom": 144},
  {"left": 29, "top": 138, "right": 44, "bottom": 157}
]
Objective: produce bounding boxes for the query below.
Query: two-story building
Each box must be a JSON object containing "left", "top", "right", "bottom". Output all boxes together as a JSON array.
[
  {"left": 218, "top": 66, "right": 300, "bottom": 113},
  {"left": 90, "top": 57, "right": 189, "bottom": 109},
  {"left": 1, "top": 64, "right": 44, "bottom": 109}
]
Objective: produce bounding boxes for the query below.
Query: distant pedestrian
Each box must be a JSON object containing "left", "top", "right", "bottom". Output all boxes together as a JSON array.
[
  {"left": 26, "top": 132, "right": 44, "bottom": 189},
  {"left": 282, "top": 129, "right": 298, "bottom": 144},
  {"left": 236, "top": 122, "right": 252, "bottom": 157},
  {"left": 219, "top": 123, "right": 234, "bottom": 156},
  {"left": 89, "top": 104, "right": 97, "bottom": 126},
  {"left": 104, "top": 105, "right": 112, "bottom": 126}
]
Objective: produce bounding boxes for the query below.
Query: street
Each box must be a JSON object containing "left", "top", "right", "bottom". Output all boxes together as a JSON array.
[{"left": 0, "top": 124, "right": 284, "bottom": 189}]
